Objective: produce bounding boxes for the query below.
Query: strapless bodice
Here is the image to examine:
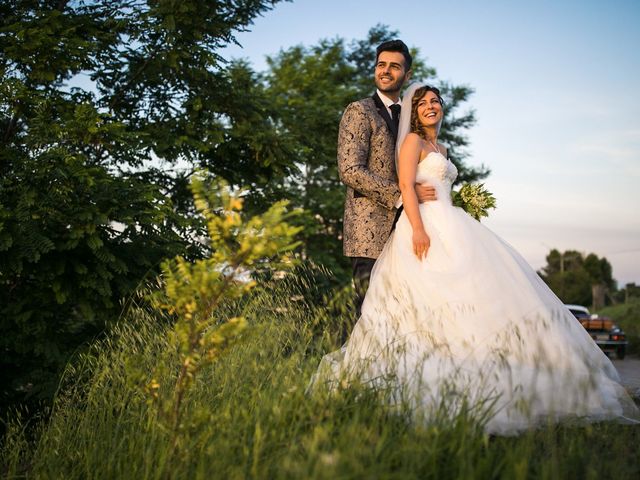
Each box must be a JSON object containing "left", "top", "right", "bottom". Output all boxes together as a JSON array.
[{"left": 415, "top": 152, "right": 458, "bottom": 191}]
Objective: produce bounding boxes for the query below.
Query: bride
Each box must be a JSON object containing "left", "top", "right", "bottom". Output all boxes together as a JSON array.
[{"left": 312, "top": 82, "right": 639, "bottom": 435}]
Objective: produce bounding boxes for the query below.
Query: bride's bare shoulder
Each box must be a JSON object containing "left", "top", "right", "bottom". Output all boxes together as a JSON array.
[
  {"left": 399, "top": 133, "right": 426, "bottom": 165},
  {"left": 402, "top": 132, "right": 424, "bottom": 149},
  {"left": 404, "top": 132, "right": 422, "bottom": 143}
]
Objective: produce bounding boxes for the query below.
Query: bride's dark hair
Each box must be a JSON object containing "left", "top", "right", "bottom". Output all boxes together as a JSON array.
[{"left": 410, "top": 85, "right": 444, "bottom": 140}]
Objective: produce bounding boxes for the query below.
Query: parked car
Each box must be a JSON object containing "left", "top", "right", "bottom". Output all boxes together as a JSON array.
[{"left": 565, "top": 304, "right": 627, "bottom": 359}]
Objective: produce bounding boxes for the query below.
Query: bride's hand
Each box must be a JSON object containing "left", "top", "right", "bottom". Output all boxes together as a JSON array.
[{"left": 412, "top": 228, "right": 431, "bottom": 259}]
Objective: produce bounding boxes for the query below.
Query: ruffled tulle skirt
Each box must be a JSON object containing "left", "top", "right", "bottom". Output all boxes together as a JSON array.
[{"left": 312, "top": 201, "right": 639, "bottom": 435}]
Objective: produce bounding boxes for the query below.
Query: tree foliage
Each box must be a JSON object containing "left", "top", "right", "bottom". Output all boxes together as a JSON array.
[
  {"left": 538, "top": 249, "right": 616, "bottom": 307},
  {"left": 613, "top": 282, "right": 640, "bottom": 304},
  {"left": 0, "top": 0, "right": 287, "bottom": 415}
]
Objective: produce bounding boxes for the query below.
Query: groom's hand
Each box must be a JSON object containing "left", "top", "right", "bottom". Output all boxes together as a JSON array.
[{"left": 415, "top": 183, "right": 437, "bottom": 203}]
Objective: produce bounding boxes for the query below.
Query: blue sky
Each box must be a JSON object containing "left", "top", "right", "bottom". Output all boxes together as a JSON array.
[{"left": 223, "top": 0, "right": 640, "bottom": 286}]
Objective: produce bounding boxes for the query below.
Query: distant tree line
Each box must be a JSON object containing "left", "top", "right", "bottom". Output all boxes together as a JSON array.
[
  {"left": 537, "top": 249, "right": 626, "bottom": 310},
  {"left": 617, "top": 282, "right": 640, "bottom": 304}
]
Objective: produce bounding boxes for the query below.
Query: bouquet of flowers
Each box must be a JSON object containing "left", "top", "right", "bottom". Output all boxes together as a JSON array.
[{"left": 452, "top": 183, "right": 496, "bottom": 221}]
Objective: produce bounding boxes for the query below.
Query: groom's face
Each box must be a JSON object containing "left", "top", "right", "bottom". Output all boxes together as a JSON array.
[{"left": 374, "top": 51, "right": 410, "bottom": 95}]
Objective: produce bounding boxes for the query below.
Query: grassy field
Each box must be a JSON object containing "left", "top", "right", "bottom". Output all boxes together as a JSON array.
[{"left": 2, "top": 273, "right": 640, "bottom": 479}]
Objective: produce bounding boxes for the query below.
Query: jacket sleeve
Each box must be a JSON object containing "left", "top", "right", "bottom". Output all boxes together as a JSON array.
[{"left": 337, "top": 102, "right": 401, "bottom": 210}]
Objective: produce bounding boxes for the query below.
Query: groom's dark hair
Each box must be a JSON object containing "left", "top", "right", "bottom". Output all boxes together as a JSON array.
[{"left": 376, "top": 40, "right": 412, "bottom": 70}]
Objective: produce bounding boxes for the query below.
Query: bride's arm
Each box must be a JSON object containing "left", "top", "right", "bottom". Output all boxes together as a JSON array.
[{"left": 398, "top": 133, "right": 431, "bottom": 259}]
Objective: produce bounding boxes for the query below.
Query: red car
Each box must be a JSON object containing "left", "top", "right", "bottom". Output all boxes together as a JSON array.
[{"left": 565, "top": 304, "right": 627, "bottom": 359}]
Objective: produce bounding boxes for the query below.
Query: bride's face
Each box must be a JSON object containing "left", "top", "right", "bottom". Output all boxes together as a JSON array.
[{"left": 416, "top": 91, "right": 443, "bottom": 128}]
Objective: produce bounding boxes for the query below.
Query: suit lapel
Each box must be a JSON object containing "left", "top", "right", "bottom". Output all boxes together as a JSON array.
[{"left": 372, "top": 92, "right": 398, "bottom": 141}]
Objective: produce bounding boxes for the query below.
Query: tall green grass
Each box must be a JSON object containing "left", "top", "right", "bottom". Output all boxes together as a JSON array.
[{"left": 2, "top": 271, "right": 640, "bottom": 479}]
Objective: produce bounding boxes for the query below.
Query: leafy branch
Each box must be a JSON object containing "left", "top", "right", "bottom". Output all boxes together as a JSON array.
[{"left": 147, "top": 171, "right": 302, "bottom": 469}]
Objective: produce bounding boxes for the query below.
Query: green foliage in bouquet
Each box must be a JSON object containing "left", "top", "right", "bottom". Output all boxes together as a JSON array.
[{"left": 452, "top": 183, "right": 497, "bottom": 220}]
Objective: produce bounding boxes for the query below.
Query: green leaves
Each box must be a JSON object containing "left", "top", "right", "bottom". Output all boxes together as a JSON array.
[
  {"left": 0, "top": 0, "right": 289, "bottom": 415},
  {"left": 538, "top": 250, "right": 617, "bottom": 307},
  {"left": 156, "top": 172, "right": 302, "bottom": 323},
  {"left": 147, "top": 173, "right": 301, "bottom": 470}
]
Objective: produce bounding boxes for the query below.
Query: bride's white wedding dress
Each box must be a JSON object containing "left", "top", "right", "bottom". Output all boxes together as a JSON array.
[{"left": 314, "top": 151, "right": 639, "bottom": 435}]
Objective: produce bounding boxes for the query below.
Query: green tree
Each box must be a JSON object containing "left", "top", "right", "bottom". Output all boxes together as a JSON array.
[
  {"left": 614, "top": 282, "right": 640, "bottom": 304},
  {"left": 0, "top": 0, "right": 288, "bottom": 415},
  {"left": 538, "top": 249, "right": 616, "bottom": 307},
  {"left": 263, "top": 38, "right": 356, "bottom": 278},
  {"left": 264, "top": 25, "right": 489, "bottom": 281}
]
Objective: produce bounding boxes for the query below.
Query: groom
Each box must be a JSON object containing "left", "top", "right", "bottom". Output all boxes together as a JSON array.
[{"left": 337, "top": 39, "right": 436, "bottom": 340}]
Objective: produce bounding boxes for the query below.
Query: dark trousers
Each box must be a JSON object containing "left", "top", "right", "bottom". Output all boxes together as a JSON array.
[
  {"left": 352, "top": 209, "right": 403, "bottom": 313},
  {"left": 342, "top": 208, "right": 401, "bottom": 343}
]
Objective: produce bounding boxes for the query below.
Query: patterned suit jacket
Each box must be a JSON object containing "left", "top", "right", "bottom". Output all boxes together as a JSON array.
[{"left": 338, "top": 93, "right": 401, "bottom": 259}]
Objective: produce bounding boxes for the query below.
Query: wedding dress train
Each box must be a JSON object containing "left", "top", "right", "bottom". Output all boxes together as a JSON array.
[{"left": 313, "top": 151, "right": 639, "bottom": 435}]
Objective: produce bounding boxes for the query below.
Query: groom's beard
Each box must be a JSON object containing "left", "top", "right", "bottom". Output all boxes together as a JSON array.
[{"left": 375, "top": 74, "right": 405, "bottom": 95}]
